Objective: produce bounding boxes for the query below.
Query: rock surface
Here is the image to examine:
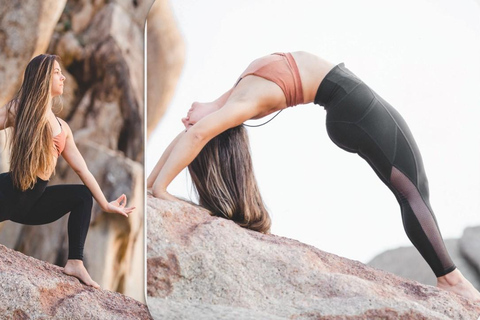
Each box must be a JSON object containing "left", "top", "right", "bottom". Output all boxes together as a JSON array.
[
  {"left": 147, "top": 297, "right": 288, "bottom": 320},
  {"left": 369, "top": 228, "right": 480, "bottom": 290},
  {"left": 0, "top": 244, "right": 151, "bottom": 319},
  {"left": 51, "top": 0, "right": 147, "bottom": 161},
  {"left": 460, "top": 226, "right": 480, "bottom": 276},
  {"left": 146, "top": 195, "right": 480, "bottom": 320},
  {"left": 146, "top": 0, "right": 185, "bottom": 137},
  {"left": 0, "top": 0, "right": 67, "bottom": 108}
]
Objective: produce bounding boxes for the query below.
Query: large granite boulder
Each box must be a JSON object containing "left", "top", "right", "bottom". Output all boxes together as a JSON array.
[
  {"left": 0, "top": 0, "right": 67, "bottom": 108},
  {"left": 147, "top": 195, "right": 480, "bottom": 320},
  {"left": 0, "top": 244, "right": 151, "bottom": 319},
  {"left": 51, "top": 0, "right": 147, "bottom": 161},
  {"left": 146, "top": 0, "right": 185, "bottom": 137},
  {"left": 459, "top": 226, "right": 480, "bottom": 275}
]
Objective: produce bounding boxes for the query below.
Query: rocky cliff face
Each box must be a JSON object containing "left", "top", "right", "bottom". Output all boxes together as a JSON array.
[
  {"left": 0, "top": 0, "right": 67, "bottom": 109},
  {"left": 0, "top": 0, "right": 185, "bottom": 302},
  {"left": 146, "top": 195, "right": 480, "bottom": 320},
  {"left": 0, "top": 244, "right": 151, "bottom": 319},
  {"left": 146, "top": 0, "right": 185, "bottom": 137}
]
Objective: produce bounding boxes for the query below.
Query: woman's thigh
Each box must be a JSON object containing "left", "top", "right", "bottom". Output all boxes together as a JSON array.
[{"left": 10, "top": 184, "right": 91, "bottom": 226}]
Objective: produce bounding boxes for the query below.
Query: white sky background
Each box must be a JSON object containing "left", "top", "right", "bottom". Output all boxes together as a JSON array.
[{"left": 147, "top": 0, "right": 480, "bottom": 263}]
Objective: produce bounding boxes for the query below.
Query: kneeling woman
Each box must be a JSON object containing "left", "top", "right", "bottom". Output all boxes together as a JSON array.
[
  {"left": 147, "top": 51, "right": 480, "bottom": 301},
  {"left": 0, "top": 54, "right": 135, "bottom": 288}
]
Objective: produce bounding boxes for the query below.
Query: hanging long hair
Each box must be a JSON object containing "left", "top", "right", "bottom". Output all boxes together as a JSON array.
[
  {"left": 188, "top": 125, "right": 271, "bottom": 234},
  {"left": 6, "top": 54, "right": 59, "bottom": 191}
]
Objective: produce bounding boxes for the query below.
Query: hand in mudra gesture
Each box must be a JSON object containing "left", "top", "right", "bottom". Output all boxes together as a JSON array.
[{"left": 105, "top": 194, "right": 135, "bottom": 217}]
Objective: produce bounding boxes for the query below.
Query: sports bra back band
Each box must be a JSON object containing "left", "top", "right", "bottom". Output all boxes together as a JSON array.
[{"left": 238, "top": 52, "right": 304, "bottom": 107}]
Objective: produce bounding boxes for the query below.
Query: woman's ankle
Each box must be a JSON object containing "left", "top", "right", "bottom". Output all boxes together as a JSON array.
[
  {"left": 437, "top": 268, "right": 463, "bottom": 287},
  {"left": 65, "top": 259, "right": 84, "bottom": 267}
]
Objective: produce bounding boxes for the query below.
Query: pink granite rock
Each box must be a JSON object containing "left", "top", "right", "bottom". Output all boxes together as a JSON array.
[
  {"left": 147, "top": 195, "right": 480, "bottom": 320},
  {"left": 0, "top": 244, "right": 151, "bottom": 319}
]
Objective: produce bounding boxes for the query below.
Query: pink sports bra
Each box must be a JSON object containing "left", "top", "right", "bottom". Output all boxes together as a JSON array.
[
  {"left": 53, "top": 118, "right": 66, "bottom": 157},
  {"left": 238, "top": 52, "right": 304, "bottom": 107}
]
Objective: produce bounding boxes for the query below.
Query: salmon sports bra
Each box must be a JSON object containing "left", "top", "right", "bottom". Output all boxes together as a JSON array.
[
  {"left": 53, "top": 118, "right": 66, "bottom": 157},
  {"left": 238, "top": 52, "right": 304, "bottom": 107}
]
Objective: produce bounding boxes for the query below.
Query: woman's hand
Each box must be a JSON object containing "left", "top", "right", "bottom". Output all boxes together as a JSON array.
[
  {"left": 151, "top": 188, "right": 180, "bottom": 202},
  {"left": 104, "top": 194, "right": 135, "bottom": 217}
]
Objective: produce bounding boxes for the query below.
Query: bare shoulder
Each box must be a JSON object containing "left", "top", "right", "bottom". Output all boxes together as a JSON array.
[
  {"left": 57, "top": 117, "right": 68, "bottom": 126},
  {"left": 58, "top": 117, "right": 73, "bottom": 136}
]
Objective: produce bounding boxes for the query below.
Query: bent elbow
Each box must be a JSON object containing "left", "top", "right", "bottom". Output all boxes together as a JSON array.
[{"left": 188, "top": 127, "right": 210, "bottom": 144}]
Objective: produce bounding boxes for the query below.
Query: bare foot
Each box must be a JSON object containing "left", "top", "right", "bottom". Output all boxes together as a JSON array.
[
  {"left": 437, "top": 269, "right": 480, "bottom": 302},
  {"left": 63, "top": 259, "right": 100, "bottom": 289}
]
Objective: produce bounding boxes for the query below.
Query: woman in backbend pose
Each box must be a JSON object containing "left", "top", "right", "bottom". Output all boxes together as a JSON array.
[
  {"left": 147, "top": 51, "right": 480, "bottom": 301},
  {"left": 0, "top": 54, "right": 135, "bottom": 289}
]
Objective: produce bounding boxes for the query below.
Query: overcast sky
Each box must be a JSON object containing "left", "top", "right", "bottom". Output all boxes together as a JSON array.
[{"left": 147, "top": 0, "right": 480, "bottom": 263}]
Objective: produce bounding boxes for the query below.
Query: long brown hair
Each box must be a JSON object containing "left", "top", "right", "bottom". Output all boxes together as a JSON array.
[
  {"left": 188, "top": 125, "right": 271, "bottom": 233},
  {"left": 7, "top": 54, "right": 59, "bottom": 191}
]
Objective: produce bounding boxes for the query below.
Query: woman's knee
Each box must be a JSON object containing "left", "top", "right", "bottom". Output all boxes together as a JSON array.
[{"left": 75, "top": 185, "right": 93, "bottom": 209}]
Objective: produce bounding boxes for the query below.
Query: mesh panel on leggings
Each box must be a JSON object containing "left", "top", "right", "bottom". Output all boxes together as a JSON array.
[{"left": 390, "top": 166, "right": 455, "bottom": 276}]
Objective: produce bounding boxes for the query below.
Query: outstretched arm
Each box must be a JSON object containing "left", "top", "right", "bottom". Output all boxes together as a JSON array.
[
  {"left": 147, "top": 87, "right": 238, "bottom": 189},
  {"left": 61, "top": 120, "right": 135, "bottom": 217},
  {"left": 151, "top": 99, "right": 259, "bottom": 200},
  {"left": 147, "top": 130, "right": 185, "bottom": 189}
]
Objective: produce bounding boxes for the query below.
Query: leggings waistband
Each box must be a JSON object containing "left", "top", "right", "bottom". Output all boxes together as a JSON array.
[{"left": 314, "top": 63, "right": 363, "bottom": 109}]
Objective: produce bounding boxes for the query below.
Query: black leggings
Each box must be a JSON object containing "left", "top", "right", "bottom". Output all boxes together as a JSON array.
[
  {"left": 314, "top": 63, "right": 455, "bottom": 277},
  {"left": 0, "top": 172, "right": 93, "bottom": 260}
]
